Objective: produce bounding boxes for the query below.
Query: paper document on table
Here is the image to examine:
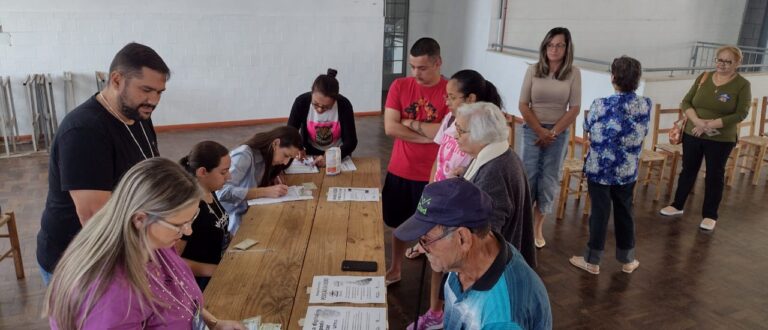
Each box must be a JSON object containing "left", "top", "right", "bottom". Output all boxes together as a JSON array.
[
  {"left": 327, "top": 187, "right": 379, "bottom": 202},
  {"left": 248, "top": 186, "right": 313, "bottom": 205},
  {"left": 286, "top": 159, "right": 320, "bottom": 174},
  {"left": 243, "top": 316, "right": 282, "bottom": 330},
  {"left": 309, "top": 276, "right": 386, "bottom": 304},
  {"left": 340, "top": 157, "right": 357, "bottom": 172},
  {"left": 303, "top": 307, "right": 386, "bottom": 330}
]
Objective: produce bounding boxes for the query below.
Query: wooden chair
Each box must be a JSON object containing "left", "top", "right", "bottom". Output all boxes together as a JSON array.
[
  {"left": 556, "top": 115, "right": 590, "bottom": 220},
  {"left": 0, "top": 212, "right": 24, "bottom": 279},
  {"left": 651, "top": 105, "right": 683, "bottom": 201},
  {"left": 737, "top": 96, "right": 768, "bottom": 185},
  {"left": 637, "top": 140, "right": 668, "bottom": 201}
]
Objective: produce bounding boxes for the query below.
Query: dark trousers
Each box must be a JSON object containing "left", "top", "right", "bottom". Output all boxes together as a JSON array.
[
  {"left": 584, "top": 180, "right": 636, "bottom": 265},
  {"left": 672, "top": 133, "right": 736, "bottom": 220},
  {"left": 382, "top": 172, "right": 428, "bottom": 228},
  {"left": 195, "top": 276, "right": 211, "bottom": 292}
]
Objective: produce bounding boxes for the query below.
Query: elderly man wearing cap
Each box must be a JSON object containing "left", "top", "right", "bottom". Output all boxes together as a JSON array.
[{"left": 395, "top": 178, "right": 552, "bottom": 330}]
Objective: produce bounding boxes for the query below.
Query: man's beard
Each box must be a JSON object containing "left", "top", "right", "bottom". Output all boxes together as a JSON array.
[{"left": 118, "top": 90, "right": 155, "bottom": 121}]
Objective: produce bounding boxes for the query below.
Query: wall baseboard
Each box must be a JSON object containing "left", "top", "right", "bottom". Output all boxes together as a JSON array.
[{"left": 1, "top": 112, "right": 569, "bottom": 145}]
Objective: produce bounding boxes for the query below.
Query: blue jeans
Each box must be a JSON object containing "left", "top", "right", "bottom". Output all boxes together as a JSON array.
[
  {"left": 39, "top": 263, "right": 53, "bottom": 286},
  {"left": 522, "top": 124, "right": 569, "bottom": 214}
]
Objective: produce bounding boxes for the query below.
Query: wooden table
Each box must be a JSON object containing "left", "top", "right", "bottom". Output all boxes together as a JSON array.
[{"left": 204, "top": 157, "right": 386, "bottom": 329}]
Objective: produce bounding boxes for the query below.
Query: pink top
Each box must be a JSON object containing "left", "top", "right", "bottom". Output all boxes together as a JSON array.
[
  {"left": 50, "top": 247, "right": 203, "bottom": 330},
  {"left": 433, "top": 113, "right": 472, "bottom": 182}
]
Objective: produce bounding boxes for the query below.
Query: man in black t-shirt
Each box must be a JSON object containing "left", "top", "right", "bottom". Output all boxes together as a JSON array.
[{"left": 37, "top": 43, "right": 171, "bottom": 284}]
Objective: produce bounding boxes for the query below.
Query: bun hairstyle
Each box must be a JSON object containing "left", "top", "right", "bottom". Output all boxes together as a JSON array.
[
  {"left": 179, "top": 141, "right": 230, "bottom": 175},
  {"left": 450, "top": 70, "right": 504, "bottom": 109},
  {"left": 311, "top": 68, "right": 340, "bottom": 100}
]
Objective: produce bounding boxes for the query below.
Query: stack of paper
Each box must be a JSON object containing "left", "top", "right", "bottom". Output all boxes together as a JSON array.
[
  {"left": 327, "top": 187, "right": 380, "bottom": 202},
  {"left": 248, "top": 186, "right": 313, "bottom": 205},
  {"left": 340, "top": 157, "right": 357, "bottom": 172},
  {"left": 286, "top": 160, "right": 320, "bottom": 174},
  {"left": 309, "top": 276, "right": 386, "bottom": 304},
  {"left": 243, "top": 316, "right": 282, "bottom": 330},
  {"left": 303, "top": 307, "right": 387, "bottom": 330}
]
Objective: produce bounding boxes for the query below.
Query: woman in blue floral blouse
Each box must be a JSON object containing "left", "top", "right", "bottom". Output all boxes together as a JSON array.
[{"left": 569, "top": 56, "right": 651, "bottom": 275}]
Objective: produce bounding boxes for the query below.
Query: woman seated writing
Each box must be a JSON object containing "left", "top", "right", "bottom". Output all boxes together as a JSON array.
[{"left": 217, "top": 126, "right": 303, "bottom": 234}]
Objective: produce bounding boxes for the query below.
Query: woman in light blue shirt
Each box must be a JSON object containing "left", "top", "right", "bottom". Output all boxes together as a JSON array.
[{"left": 217, "top": 126, "right": 303, "bottom": 234}]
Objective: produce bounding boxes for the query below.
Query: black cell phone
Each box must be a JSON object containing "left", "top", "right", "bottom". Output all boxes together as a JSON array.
[{"left": 341, "top": 260, "right": 378, "bottom": 272}]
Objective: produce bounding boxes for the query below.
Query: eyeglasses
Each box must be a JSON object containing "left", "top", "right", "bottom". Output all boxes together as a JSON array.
[
  {"left": 152, "top": 208, "right": 199, "bottom": 235},
  {"left": 419, "top": 227, "right": 458, "bottom": 254},
  {"left": 546, "top": 43, "right": 567, "bottom": 50},
  {"left": 312, "top": 101, "right": 334, "bottom": 111},
  {"left": 444, "top": 94, "right": 465, "bottom": 102},
  {"left": 454, "top": 122, "right": 470, "bottom": 138},
  {"left": 715, "top": 58, "right": 733, "bottom": 66}
]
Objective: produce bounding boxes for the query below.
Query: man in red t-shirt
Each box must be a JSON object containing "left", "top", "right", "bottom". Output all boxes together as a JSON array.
[{"left": 383, "top": 37, "right": 449, "bottom": 287}]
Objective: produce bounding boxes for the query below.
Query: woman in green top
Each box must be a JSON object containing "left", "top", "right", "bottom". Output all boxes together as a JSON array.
[{"left": 660, "top": 46, "right": 751, "bottom": 231}]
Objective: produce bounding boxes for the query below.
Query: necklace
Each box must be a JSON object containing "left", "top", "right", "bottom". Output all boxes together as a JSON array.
[
  {"left": 713, "top": 73, "right": 735, "bottom": 94},
  {"left": 98, "top": 92, "right": 156, "bottom": 159},
  {"left": 206, "top": 195, "right": 230, "bottom": 230},
  {"left": 148, "top": 250, "right": 198, "bottom": 318},
  {"left": 205, "top": 194, "right": 225, "bottom": 216}
]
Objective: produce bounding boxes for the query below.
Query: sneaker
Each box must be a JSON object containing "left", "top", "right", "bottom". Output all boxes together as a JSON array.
[
  {"left": 699, "top": 218, "right": 717, "bottom": 231},
  {"left": 659, "top": 206, "right": 684, "bottom": 216},
  {"left": 622, "top": 260, "right": 640, "bottom": 273},
  {"left": 406, "top": 310, "right": 444, "bottom": 330},
  {"left": 569, "top": 256, "right": 600, "bottom": 275}
]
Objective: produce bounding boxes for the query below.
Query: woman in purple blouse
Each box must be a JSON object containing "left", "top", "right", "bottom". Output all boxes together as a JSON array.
[{"left": 45, "top": 158, "right": 245, "bottom": 330}]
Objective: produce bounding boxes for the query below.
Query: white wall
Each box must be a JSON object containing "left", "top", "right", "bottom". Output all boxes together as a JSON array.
[
  {"left": 0, "top": 0, "right": 384, "bottom": 135},
  {"left": 410, "top": 0, "right": 768, "bottom": 143},
  {"left": 407, "top": 0, "right": 470, "bottom": 77},
  {"left": 499, "top": 0, "right": 747, "bottom": 68},
  {"left": 410, "top": 0, "right": 639, "bottom": 138}
]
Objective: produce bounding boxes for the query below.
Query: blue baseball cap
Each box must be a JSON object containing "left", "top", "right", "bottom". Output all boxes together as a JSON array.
[{"left": 394, "top": 177, "right": 493, "bottom": 241}]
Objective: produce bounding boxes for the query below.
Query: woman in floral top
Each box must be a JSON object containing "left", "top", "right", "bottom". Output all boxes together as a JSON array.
[{"left": 569, "top": 56, "right": 650, "bottom": 275}]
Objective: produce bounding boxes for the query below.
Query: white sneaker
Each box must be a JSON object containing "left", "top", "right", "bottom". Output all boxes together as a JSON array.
[
  {"left": 699, "top": 218, "right": 716, "bottom": 231},
  {"left": 569, "top": 256, "right": 600, "bottom": 275},
  {"left": 659, "top": 206, "right": 684, "bottom": 216},
  {"left": 622, "top": 260, "right": 640, "bottom": 273}
]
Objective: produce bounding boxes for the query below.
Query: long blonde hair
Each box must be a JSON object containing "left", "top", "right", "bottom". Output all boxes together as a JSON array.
[
  {"left": 534, "top": 27, "right": 575, "bottom": 81},
  {"left": 44, "top": 158, "right": 204, "bottom": 330}
]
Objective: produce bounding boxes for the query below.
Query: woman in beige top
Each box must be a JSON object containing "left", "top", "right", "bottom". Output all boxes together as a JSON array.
[{"left": 518, "top": 27, "right": 582, "bottom": 248}]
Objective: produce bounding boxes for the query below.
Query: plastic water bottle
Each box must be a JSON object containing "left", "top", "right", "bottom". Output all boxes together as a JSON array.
[{"left": 325, "top": 147, "right": 341, "bottom": 176}]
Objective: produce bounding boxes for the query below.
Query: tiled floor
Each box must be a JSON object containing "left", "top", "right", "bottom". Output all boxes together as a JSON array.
[{"left": 1, "top": 115, "right": 767, "bottom": 329}]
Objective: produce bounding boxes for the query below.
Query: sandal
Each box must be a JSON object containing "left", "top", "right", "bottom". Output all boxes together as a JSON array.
[{"left": 405, "top": 244, "right": 424, "bottom": 259}]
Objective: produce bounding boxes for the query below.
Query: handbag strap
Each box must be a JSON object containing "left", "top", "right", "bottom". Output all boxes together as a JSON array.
[
  {"left": 680, "top": 72, "right": 710, "bottom": 126},
  {"left": 697, "top": 72, "right": 709, "bottom": 91}
]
